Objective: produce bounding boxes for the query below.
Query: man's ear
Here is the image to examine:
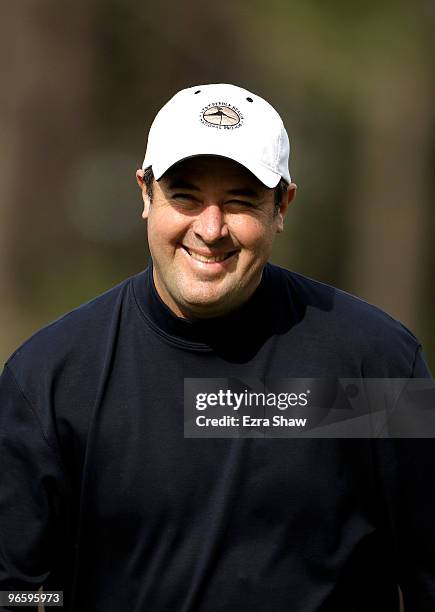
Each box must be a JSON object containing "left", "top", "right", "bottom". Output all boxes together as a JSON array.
[
  {"left": 141, "top": 195, "right": 151, "bottom": 220},
  {"left": 136, "top": 169, "right": 151, "bottom": 219},
  {"left": 276, "top": 183, "right": 297, "bottom": 233}
]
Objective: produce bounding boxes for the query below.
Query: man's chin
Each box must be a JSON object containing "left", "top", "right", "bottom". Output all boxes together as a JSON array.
[{"left": 177, "top": 291, "right": 234, "bottom": 320}]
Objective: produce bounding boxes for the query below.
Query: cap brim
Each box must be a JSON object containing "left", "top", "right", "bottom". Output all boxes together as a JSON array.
[{"left": 147, "top": 150, "right": 283, "bottom": 189}]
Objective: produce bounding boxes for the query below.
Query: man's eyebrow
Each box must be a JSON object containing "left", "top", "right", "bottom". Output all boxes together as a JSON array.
[
  {"left": 226, "top": 187, "right": 262, "bottom": 198},
  {"left": 167, "top": 179, "right": 200, "bottom": 191},
  {"left": 166, "top": 180, "right": 263, "bottom": 199}
]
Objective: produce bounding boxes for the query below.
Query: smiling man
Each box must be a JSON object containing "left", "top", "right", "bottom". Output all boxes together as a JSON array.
[
  {"left": 136, "top": 84, "right": 296, "bottom": 322},
  {"left": 0, "top": 83, "right": 433, "bottom": 612},
  {"left": 136, "top": 155, "right": 295, "bottom": 319}
]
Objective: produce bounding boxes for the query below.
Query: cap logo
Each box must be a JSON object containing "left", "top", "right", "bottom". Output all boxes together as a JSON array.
[{"left": 200, "top": 103, "right": 243, "bottom": 129}]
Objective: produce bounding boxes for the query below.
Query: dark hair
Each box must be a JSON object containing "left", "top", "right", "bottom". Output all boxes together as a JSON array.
[
  {"left": 141, "top": 166, "right": 288, "bottom": 213},
  {"left": 273, "top": 177, "right": 289, "bottom": 214},
  {"left": 142, "top": 165, "right": 155, "bottom": 201}
]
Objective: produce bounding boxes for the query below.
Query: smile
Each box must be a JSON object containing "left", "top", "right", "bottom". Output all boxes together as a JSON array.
[{"left": 182, "top": 247, "right": 237, "bottom": 263}]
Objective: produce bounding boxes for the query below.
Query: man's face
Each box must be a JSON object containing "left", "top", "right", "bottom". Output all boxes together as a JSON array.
[{"left": 136, "top": 156, "right": 295, "bottom": 319}]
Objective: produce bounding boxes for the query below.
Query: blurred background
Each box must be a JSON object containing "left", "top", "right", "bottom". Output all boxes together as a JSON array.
[{"left": 1, "top": 0, "right": 434, "bottom": 372}]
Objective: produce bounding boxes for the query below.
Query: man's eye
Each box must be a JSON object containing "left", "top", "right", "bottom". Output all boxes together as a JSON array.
[
  {"left": 171, "top": 194, "right": 201, "bottom": 207},
  {"left": 173, "top": 193, "right": 193, "bottom": 200}
]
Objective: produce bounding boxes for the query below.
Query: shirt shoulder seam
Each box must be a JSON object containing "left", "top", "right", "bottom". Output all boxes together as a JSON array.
[
  {"left": 3, "top": 363, "right": 68, "bottom": 476},
  {"left": 410, "top": 343, "right": 423, "bottom": 378}
]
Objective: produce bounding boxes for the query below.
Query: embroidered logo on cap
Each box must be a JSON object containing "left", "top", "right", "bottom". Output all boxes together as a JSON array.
[{"left": 200, "top": 103, "right": 243, "bottom": 129}]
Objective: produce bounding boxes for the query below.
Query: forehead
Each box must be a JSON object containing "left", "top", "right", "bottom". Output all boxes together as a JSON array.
[{"left": 159, "top": 155, "right": 268, "bottom": 192}]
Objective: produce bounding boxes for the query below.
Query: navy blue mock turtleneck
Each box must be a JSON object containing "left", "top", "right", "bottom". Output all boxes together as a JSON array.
[{"left": 0, "top": 261, "right": 432, "bottom": 611}]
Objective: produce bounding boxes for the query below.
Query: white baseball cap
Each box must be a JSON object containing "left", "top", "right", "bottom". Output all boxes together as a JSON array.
[{"left": 142, "top": 83, "right": 291, "bottom": 188}]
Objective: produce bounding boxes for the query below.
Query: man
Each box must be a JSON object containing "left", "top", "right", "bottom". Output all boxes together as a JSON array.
[{"left": 0, "top": 83, "right": 433, "bottom": 611}]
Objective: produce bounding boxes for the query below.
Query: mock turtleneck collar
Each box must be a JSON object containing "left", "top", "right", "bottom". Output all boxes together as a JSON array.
[{"left": 131, "top": 260, "right": 289, "bottom": 360}]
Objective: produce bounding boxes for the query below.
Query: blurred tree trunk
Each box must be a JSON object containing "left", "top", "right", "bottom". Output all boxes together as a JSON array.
[
  {"left": 0, "top": 0, "right": 92, "bottom": 364},
  {"left": 0, "top": 2, "right": 26, "bottom": 357},
  {"left": 344, "top": 66, "right": 432, "bottom": 335}
]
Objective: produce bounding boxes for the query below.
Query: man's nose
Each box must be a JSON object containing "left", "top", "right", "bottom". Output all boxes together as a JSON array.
[{"left": 192, "top": 203, "right": 229, "bottom": 243}]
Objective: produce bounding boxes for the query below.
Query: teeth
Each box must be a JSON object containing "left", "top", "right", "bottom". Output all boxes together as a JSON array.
[{"left": 187, "top": 249, "right": 230, "bottom": 263}]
